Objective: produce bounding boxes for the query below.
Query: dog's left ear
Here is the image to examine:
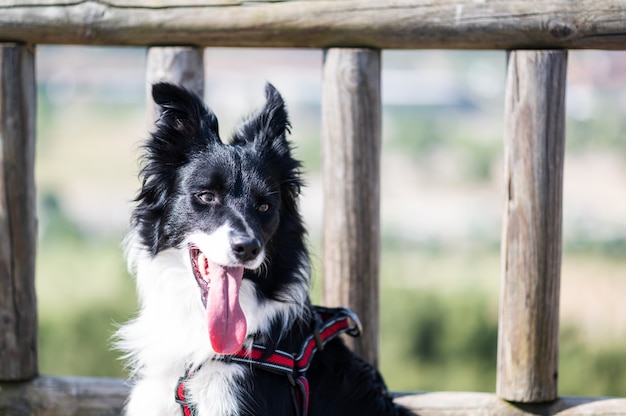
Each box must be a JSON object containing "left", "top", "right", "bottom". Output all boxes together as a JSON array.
[{"left": 234, "top": 83, "right": 291, "bottom": 149}]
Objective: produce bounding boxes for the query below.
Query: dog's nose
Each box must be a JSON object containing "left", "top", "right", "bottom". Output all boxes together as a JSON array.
[{"left": 231, "top": 237, "right": 261, "bottom": 262}]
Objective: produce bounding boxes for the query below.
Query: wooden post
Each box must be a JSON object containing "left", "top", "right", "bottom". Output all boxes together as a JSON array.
[
  {"left": 497, "top": 50, "right": 567, "bottom": 402},
  {"left": 0, "top": 43, "right": 38, "bottom": 381},
  {"left": 321, "top": 48, "right": 381, "bottom": 366},
  {"left": 145, "top": 46, "right": 205, "bottom": 124}
]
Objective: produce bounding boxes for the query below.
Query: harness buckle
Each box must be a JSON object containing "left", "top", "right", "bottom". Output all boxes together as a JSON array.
[{"left": 343, "top": 308, "right": 363, "bottom": 337}]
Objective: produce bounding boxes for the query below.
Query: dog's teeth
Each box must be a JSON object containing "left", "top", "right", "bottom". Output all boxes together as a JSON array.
[{"left": 197, "top": 252, "right": 210, "bottom": 281}]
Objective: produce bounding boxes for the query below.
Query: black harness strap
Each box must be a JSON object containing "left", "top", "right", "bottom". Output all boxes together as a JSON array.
[
  {"left": 175, "top": 366, "right": 199, "bottom": 416},
  {"left": 175, "top": 306, "right": 362, "bottom": 416}
]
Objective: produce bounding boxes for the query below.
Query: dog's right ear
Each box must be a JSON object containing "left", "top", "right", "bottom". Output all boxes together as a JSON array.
[{"left": 151, "top": 83, "right": 220, "bottom": 146}]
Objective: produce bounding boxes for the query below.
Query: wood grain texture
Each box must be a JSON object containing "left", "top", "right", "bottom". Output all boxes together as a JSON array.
[
  {"left": 0, "top": 43, "right": 37, "bottom": 382},
  {"left": 0, "top": 376, "right": 128, "bottom": 416},
  {"left": 497, "top": 50, "right": 567, "bottom": 403},
  {"left": 3, "top": 379, "right": 626, "bottom": 416},
  {"left": 321, "top": 48, "right": 381, "bottom": 366},
  {"left": 395, "top": 392, "right": 626, "bottom": 415},
  {"left": 145, "top": 46, "right": 204, "bottom": 125},
  {"left": 0, "top": 1, "right": 626, "bottom": 49}
]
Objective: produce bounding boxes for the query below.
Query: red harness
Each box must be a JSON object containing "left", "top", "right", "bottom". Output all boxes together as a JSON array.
[{"left": 175, "top": 306, "right": 362, "bottom": 416}]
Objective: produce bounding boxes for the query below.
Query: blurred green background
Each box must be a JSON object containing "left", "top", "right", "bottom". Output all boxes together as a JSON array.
[{"left": 35, "top": 47, "right": 626, "bottom": 396}]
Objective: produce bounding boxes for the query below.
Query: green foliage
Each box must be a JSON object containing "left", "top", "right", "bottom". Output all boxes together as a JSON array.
[
  {"left": 566, "top": 113, "right": 626, "bottom": 153},
  {"left": 565, "top": 237, "right": 626, "bottom": 259},
  {"left": 36, "top": 194, "right": 136, "bottom": 377},
  {"left": 385, "top": 108, "right": 502, "bottom": 183},
  {"left": 39, "top": 191, "right": 85, "bottom": 242},
  {"left": 380, "top": 289, "right": 498, "bottom": 392},
  {"left": 386, "top": 108, "right": 443, "bottom": 155},
  {"left": 560, "top": 327, "right": 626, "bottom": 397},
  {"left": 39, "top": 304, "right": 131, "bottom": 378}
]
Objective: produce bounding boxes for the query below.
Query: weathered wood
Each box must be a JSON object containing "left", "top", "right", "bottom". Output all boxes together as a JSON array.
[
  {"left": 145, "top": 46, "right": 204, "bottom": 124},
  {"left": 321, "top": 48, "right": 381, "bottom": 366},
  {"left": 0, "top": 42, "right": 37, "bottom": 382},
  {"left": 2, "top": 379, "right": 626, "bottom": 416},
  {"left": 395, "top": 392, "right": 626, "bottom": 415},
  {"left": 497, "top": 50, "right": 567, "bottom": 403},
  {"left": 1, "top": 1, "right": 626, "bottom": 49},
  {"left": 0, "top": 376, "right": 128, "bottom": 416}
]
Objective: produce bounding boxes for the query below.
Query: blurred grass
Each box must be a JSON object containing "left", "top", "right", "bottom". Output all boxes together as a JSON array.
[
  {"left": 36, "top": 201, "right": 136, "bottom": 377},
  {"left": 37, "top": 237, "right": 135, "bottom": 378}
]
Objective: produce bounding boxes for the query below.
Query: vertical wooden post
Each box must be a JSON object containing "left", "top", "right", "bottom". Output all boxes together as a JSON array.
[
  {"left": 0, "top": 43, "right": 38, "bottom": 381},
  {"left": 321, "top": 48, "right": 381, "bottom": 366},
  {"left": 145, "top": 46, "right": 205, "bottom": 124},
  {"left": 497, "top": 50, "right": 567, "bottom": 402}
]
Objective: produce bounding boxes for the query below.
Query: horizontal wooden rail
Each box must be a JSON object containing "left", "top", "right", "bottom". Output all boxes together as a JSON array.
[
  {"left": 395, "top": 392, "right": 626, "bottom": 415},
  {"left": 2, "top": 377, "right": 626, "bottom": 416},
  {"left": 1, "top": 0, "right": 626, "bottom": 49},
  {"left": 0, "top": 377, "right": 127, "bottom": 416}
]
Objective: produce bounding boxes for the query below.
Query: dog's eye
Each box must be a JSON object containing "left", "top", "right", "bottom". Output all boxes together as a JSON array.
[
  {"left": 257, "top": 203, "right": 270, "bottom": 213},
  {"left": 196, "top": 192, "right": 216, "bottom": 204}
]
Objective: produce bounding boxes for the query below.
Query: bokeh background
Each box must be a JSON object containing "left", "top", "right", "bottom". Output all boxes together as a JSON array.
[{"left": 35, "top": 46, "right": 626, "bottom": 396}]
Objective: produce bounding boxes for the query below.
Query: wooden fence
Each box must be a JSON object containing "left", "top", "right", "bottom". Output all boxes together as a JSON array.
[{"left": 1, "top": 1, "right": 625, "bottom": 415}]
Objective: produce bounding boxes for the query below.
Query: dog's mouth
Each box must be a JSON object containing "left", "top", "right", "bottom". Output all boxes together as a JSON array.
[{"left": 189, "top": 246, "right": 247, "bottom": 355}]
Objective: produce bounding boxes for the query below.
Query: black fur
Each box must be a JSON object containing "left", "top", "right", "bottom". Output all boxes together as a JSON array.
[{"left": 132, "top": 82, "right": 410, "bottom": 416}]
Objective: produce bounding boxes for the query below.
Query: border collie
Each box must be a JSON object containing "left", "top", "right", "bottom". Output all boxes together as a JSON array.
[{"left": 117, "top": 83, "right": 410, "bottom": 416}]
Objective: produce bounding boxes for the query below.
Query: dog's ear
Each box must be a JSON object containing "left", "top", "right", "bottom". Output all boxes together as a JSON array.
[
  {"left": 233, "top": 83, "right": 291, "bottom": 149},
  {"left": 152, "top": 82, "right": 220, "bottom": 146}
]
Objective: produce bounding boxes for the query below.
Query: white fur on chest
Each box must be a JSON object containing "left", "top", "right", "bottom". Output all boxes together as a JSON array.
[
  {"left": 187, "top": 362, "right": 249, "bottom": 416},
  {"left": 117, "top": 235, "right": 307, "bottom": 416},
  {"left": 125, "top": 361, "right": 247, "bottom": 416}
]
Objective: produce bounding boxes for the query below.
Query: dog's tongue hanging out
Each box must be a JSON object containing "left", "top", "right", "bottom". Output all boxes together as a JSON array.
[{"left": 203, "top": 260, "right": 247, "bottom": 354}]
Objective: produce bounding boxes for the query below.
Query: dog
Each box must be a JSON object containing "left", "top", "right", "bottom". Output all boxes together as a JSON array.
[{"left": 117, "top": 82, "right": 411, "bottom": 416}]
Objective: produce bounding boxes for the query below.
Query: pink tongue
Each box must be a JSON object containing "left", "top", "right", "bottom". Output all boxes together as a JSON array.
[{"left": 206, "top": 262, "right": 247, "bottom": 354}]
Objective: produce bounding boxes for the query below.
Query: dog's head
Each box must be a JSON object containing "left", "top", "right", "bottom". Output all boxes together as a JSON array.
[{"left": 132, "top": 82, "right": 304, "bottom": 354}]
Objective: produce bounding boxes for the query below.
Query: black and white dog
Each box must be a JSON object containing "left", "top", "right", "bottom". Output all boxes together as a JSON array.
[{"left": 117, "top": 83, "right": 410, "bottom": 416}]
